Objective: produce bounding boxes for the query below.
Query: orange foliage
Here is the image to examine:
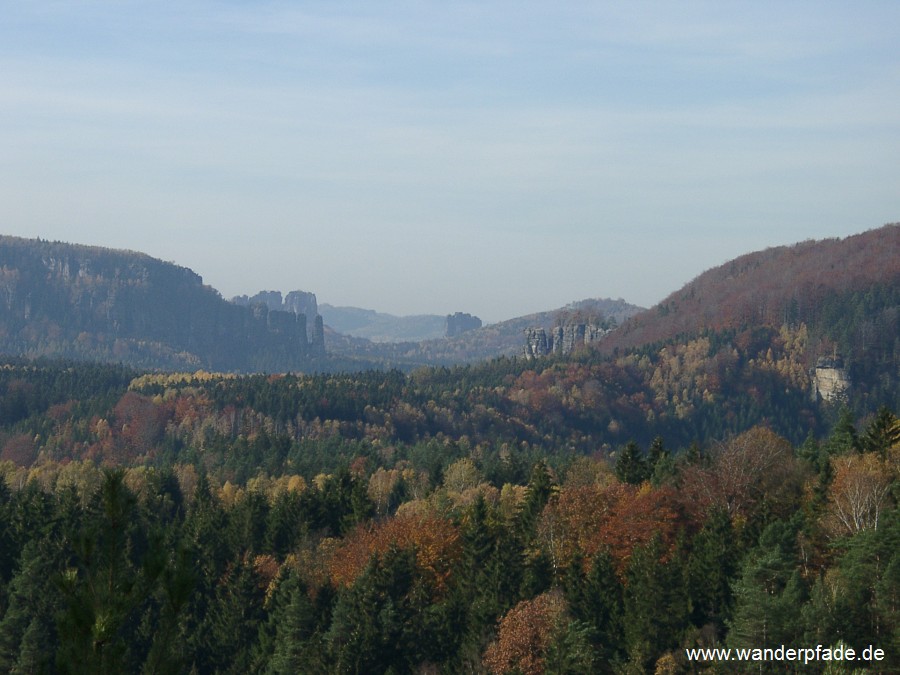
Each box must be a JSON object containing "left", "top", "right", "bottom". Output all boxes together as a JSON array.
[
  {"left": 539, "top": 482, "right": 685, "bottom": 575},
  {"left": 823, "top": 452, "right": 891, "bottom": 537},
  {"left": 329, "top": 513, "right": 461, "bottom": 593},
  {"left": 0, "top": 433, "right": 36, "bottom": 466},
  {"left": 483, "top": 591, "right": 568, "bottom": 675}
]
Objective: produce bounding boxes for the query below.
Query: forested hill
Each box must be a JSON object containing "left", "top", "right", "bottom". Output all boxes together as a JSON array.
[
  {"left": 604, "top": 223, "right": 899, "bottom": 355},
  {"left": 0, "top": 236, "right": 353, "bottom": 372}
]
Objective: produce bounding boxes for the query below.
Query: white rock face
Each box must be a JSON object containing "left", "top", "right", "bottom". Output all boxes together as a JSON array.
[{"left": 812, "top": 356, "right": 850, "bottom": 402}]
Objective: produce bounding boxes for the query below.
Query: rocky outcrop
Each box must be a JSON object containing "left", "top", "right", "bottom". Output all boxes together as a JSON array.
[
  {"left": 523, "top": 328, "right": 549, "bottom": 359},
  {"left": 523, "top": 323, "right": 610, "bottom": 359},
  {"left": 811, "top": 354, "right": 851, "bottom": 403},
  {"left": 232, "top": 289, "right": 323, "bottom": 352},
  {"left": 284, "top": 291, "right": 318, "bottom": 321},
  {"left": 311, "top": 315, "right": 326, "bottom": 356},
  {"left": 445, "top": 312, "right": 482, "bottom": 338}
]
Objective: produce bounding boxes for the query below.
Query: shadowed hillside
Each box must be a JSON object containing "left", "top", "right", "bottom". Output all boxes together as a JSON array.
[{"left": 0, "top": 237, "right": 336, "bottom": 372}]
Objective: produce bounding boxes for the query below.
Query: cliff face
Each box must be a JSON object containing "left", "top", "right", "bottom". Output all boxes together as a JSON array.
[
  {"left": 522, "top": 323, "right": 610, "bottom": 359},
  {"left": 0, "top": 236, "right": 325, "bottom": 372},
  {"left": 811, "top": 355, "right": 851, "bottom": 403}
]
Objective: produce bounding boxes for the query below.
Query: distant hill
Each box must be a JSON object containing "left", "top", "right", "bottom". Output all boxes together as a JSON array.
[
  {"left": 324, "top": 297, "right": 644, "bottom": 365},
  {"left": 0, "top": 236, "right": 344, "bottom": 372},
  {"left": 318, "top": 304, "right": 448, "bottom": 342}
]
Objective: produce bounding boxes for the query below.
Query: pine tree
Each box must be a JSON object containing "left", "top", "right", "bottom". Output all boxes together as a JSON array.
[
  {"left": 181, "top": 473, "right": 230, "bottom": 667},
  {"left": 263, "top": 490, "right": 308, "bottom": 557},
  {"left": 543, "top": 617, "right": 596, "bottom": 674},
  {"left": 56, "top": 469, "right": 162, "bottom": 675},
  {"left": 861, "top": 406, "right": 899, "bottom": 456},
  {"left": 455, "top": 496, "right": 509, "bottom": 658},
  {"left": 326, "top": 547, "right": 422, "bottom": 673},
  {"left": 518, "top": 460, "right": 554, "bottom": 540},
  {"left": 140, "top": 539, "right": 196, "bottom": 675},
  {"left": 647, "top": 436, "right": 667, "bottom": 473},
  {"left": 256, "top": 569, "right": 323, "bottom": 674},
  {"left": 824, "top": 407, "right": 859, "bottom": 457}
]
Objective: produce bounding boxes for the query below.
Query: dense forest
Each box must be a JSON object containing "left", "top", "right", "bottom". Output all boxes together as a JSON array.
[{"left": 0, "top": 347, "right": 897, "bottom": 672}]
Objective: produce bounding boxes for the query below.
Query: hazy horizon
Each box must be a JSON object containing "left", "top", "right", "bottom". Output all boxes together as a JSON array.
[{"left": 3, "top": 2, "right": 898, "bottom": 322}]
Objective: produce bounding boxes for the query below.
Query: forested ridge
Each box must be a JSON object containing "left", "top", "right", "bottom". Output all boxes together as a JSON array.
[{"left": 0, "top": 237, "right": 358, "bottom": 373}]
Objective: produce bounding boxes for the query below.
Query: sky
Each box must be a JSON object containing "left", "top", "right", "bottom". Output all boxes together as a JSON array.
[{"left": 2, "top": 2, "right": 899, "bottom": 322}]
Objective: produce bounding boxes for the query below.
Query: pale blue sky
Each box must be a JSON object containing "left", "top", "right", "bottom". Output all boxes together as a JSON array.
[{"left": 2, "top": 1, "right": 898, "bottom": 321}]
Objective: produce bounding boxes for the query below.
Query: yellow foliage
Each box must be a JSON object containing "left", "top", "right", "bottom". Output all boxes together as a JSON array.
[
  {"left": 499, "top": 483, "right": 527, "bottom": 522},
  {"left": 220, "top": 480, "right": 242, "bottom": 508}
]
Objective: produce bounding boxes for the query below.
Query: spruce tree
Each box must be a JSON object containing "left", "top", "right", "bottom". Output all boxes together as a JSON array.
[
  {"left": 622, "top": 536, "right": 688, "bottom": 670},
  {"left": 728, "top": 520, "right": 807, "bottom": 650},
  {"left": 565, "top": 549, "right": 623, "bottom": 670},
  {"left": 518, "top": 460, "right": 554, "bottom": 539},
  {"left": 56, "top": 470, "right": 161, "bottom": 675},
  {"left": 615, "top": 441, "right": 648, "bottom": 485},
  {"left": 0, "top": 540, "right": 62, "bottom": 673},
  {"left": 326, "top": 547, "right": 422, "bottom": 673},
  {"left": 687, "top": 509, "right": 738, "bottom": 632},
  {"left": 861, "top": 406, "right": 899, "bottom": 456},
  {"left": 198, "top": 555, "right": 266, "bottom": 674},
  {"left": 256, "top": 569, "right": 322, "bottom": 674}
]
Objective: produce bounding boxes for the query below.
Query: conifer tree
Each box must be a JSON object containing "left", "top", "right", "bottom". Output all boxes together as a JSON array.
[
  {"left": 687, "top": 509, "right": 738, "bottom": 632},
  {"left": 264, "top": 489, "right": 308, "bottom": 557},
  {"left": 198, "top": 555, "right": 266, "bottom": 674},
  {"left": 255, "top": 569, "right": 324, "bottom": 674},
  {"left": 824, "top": 407, "right": 859, "bottom": 456},
  {"left": 647, "top": 436, "right": 667, "bottom": 472},
  {"left": 56, "top": 469, "right": 163, "bottom": 675},
  {"left": 0, "top": 540, "right": 62, "bottom": 673},
  {"left": 326, "top": 547, "right": 424, "bottom": 673},
  {"left": 728, "top": 520, "right": 807, "bottom": 650},
  {"left": 615, "top": 441, "right": 648, "bottom": 485},
  {"left": 861, "top": 406, "right": 899, "bottom": 456},
  {"left": 518, "top": 460, "right": 554, "bottom": 539},
  {"left": 565, "top": 549, "right": 623, "bottom": 669},
  {"left": 622, "top": 536, "right": 688, "bottom": 670}
]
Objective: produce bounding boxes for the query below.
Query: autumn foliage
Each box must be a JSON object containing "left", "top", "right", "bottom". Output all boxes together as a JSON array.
[
  {"left": 539, "top": 482, "right": 685, "bottom": 575},
  {"left": 328, "top": 512, "right": 461, "bottom": 593},
  {"left": 483, "top": 591, "right": 569, "bottom": 675}
]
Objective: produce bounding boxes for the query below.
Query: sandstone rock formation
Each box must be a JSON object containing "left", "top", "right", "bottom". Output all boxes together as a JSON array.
[
  {"left": 523, "top": 323, "right": 610, "bottom": 359},
  {"left": 232, "top": 289, "right": 324, "bottom": 352},
  {"left": 445, "top": 312, "right": 482, "bottom": 338},
  {"left": 811, "top": 354, "right": 851, "bottom": 403}
]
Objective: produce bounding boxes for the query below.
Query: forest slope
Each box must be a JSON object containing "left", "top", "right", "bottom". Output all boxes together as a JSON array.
[{"left": 604, "top": 224, "right": 899, "bottom": 353}]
